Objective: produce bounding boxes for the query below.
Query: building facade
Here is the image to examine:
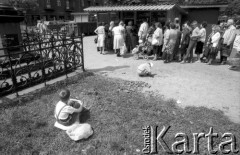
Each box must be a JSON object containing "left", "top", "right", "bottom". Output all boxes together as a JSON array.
[{"left": 26, "top": 0, "right": 104, "bottom": 25}]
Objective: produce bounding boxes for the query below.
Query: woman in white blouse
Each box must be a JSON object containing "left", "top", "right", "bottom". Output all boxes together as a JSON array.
[
  {"left": 208, "top": 25, "right": 221, "bottom": 65},
  {"left": 195, "top": 21, "right": 207, "bottom": 62},
  {"left": 152, "top": 22, "right": 163, "bottom": 61},
  {"left": 112, "top": 21, "right": 125, "bottom": 57},
  {"left": 94, "top": 22, "right": 106, "bottom": 54}
]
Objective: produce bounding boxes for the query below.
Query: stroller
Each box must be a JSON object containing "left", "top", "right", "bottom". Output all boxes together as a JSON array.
[{"left": 132, "top": 38, "right": 153, "bottom": 60}]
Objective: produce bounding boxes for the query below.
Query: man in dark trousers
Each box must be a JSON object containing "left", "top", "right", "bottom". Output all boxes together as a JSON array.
[{"left": 181, "top": 21, "right": 200, "bottom": 63}]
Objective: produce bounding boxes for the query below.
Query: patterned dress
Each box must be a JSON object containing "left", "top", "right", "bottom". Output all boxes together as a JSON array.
[{"left": 165, "top": 29, "right": 178, "bottom": 54}]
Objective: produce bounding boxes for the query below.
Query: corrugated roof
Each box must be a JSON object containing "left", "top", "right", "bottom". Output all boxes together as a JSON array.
[
  {"left": 84, "top": 4, "right": 178, "bottom": 12},
  {"left": 181, "top": 4, "right": 228, "bottom": 9}
]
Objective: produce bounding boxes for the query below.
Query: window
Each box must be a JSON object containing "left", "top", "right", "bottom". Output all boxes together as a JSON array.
[
  {"left": 57, "top": 0, "right": 61, "bottom": 6},
  {"left": 81, "top": 0, "right": 85, "bottom": 7},
  {"left": 66, "top": 0, "right": 70, "bottom": 9},
  {"left": 46, "top": 0, "right": 51, "bottom": 8}
]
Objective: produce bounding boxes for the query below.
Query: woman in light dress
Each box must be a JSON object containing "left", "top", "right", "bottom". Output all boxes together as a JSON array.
[
  {"left": 207, "top": 25, "right": 221, "bottom": 65},
  {"left": 162, "top": 21, "right": 170, "bottom": 60},
  {"left": 163, "top": 22, "right": 178, "bottom": 63},
  {"left": 112, "top": 21, "right": 125, "bottom": 57},
  {"left": 152, "top": 22, "right": 163, "bottom": 61},
  {"left": 94, "top": 22, "right": 106, "bottom": 54}
]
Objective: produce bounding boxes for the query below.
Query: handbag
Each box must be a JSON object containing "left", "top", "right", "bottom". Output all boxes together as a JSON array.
[
  {"left": 203, "top": 45, "right": 211, "bottom": 56},
  {"left": 66, "top": 123, "right": 93, "bottom": 141},
  {"left": 152, "top": 38, "right": 158, "bottom": 46},
  {"left": 222, "top": 45, "right": 231, "bottom": 57},
  {"left": 120, "top": 43, "right": 127, "bottom": 55},
  {"left": 94, "top": 37, "right": 98, "bottom": 44}
]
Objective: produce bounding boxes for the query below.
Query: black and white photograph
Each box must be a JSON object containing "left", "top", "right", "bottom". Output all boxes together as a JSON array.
[{"left": 0, "top": 0, "right": 239, "bottom": 154}]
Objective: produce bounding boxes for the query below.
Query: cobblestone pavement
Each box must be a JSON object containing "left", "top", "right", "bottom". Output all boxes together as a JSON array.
[{"left": 84, "top": 36, "right": 240, "bottom": 124}]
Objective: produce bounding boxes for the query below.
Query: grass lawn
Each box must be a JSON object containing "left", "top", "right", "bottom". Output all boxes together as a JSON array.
[{"left": 0, "top": 72, "right": 239, "bottom": 155}]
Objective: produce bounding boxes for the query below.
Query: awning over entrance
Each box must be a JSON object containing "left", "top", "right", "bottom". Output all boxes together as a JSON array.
[{"left": 84, "top": 4, "right": 187, "bottom": 14}]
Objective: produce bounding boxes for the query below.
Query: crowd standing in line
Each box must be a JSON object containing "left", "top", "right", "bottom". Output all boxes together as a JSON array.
[{"left": 94, "top": 18, "right": 240, "bottom": 71}]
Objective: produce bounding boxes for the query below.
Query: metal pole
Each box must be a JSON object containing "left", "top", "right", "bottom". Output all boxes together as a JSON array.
[{"left": 81, "top": 33, "right": 85, "bottom": 71}]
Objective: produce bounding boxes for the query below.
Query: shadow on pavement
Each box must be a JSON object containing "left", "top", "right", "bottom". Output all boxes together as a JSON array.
[{"left": 88, "top": 65, "right": 130, "bottom": 72}]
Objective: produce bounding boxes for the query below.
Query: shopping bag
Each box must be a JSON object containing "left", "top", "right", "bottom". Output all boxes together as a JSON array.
[
  {"left": 66, "top": 123, "right": 93, "bottom": 141},
  {"left": 120, "top": 43, "right": 127, "bottom": 56},
  {"left": 152, "top": 38, "right": 158, "bottom": 46},
  {"left": 132, "top": 47, "right": 139, "bottom": 54}
]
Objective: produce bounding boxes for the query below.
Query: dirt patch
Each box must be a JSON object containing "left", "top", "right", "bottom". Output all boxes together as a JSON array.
[{"left": 83, "top": 36, "right": 240, "bottom": 124}]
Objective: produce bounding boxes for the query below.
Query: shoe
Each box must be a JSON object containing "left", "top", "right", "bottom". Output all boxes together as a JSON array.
[
  {"left": 196, "top": 60, "right": 201, "bottom": 63},
  {"left": 207, "top": 59, "right": 212, "bottom": 65},
  {"left": 164, "top": 60, "right": 168, "bottom": 63},
  {"left": 180, "top": 61, "right": 185, "bottom": 64},
  {"left": 221, "top": 61, "right": 226, "bottom": 65},
  {"left": 229, "top": 66, "right": 238, "bottom": 70},
  {"left": 117, "top": 54, "right": 121, "bottom": 57}
]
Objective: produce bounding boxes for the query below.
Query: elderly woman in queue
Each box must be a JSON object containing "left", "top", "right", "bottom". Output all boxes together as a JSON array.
[
  {"left": 207, "top": 25, "right": 221, "bottom": 65},
  {"left": 125, "top": 21, "right": 134, "bottom": 53},
  {"left": 228, "top": 23, "right": 240, "bottom": 70},
  {"left": 152, "top": 22, "right": 163, "bottom": 61},
  {"left": 178, "top": 21, "right": 191, "bottom": 62},
  {"left": 94, "top": 22, "right": 106, "bottom": 54},
  {"left": 195, "top": 21, "right": 207, "bottom": 62},
  {"left": 112, "top": 21, "right": 125, "bottom": 57},
  {"left": 164, "top": 22, "right": 178, "bottom": 63},
  {"left": 162, "top": 21, "right": 171, "bottom": 60}
]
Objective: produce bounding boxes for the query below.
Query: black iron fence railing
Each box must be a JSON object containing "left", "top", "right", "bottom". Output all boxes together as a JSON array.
[{"left": 0, "top": 33, "right": 84, "bottom": 97}]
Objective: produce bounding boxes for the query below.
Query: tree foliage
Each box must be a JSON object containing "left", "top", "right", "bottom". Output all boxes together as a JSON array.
[
  {"left": 224, "top": 0, "right": 240, "bottom": 17},
  {"left": 7, "top": 0, "right": 39, "bottom": 12}
]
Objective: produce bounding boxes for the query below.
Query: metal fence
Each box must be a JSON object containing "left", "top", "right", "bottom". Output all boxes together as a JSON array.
[{"left": 0, "top": 33, "right": 84, "bottom": 97}]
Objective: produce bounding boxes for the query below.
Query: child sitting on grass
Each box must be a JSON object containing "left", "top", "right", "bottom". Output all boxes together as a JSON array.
[
  {"left": 54, "top": 88, "right": 84, "bottom": 130},
  {"left": 137, "top": 62, "right": 154, "bottom": 77}
]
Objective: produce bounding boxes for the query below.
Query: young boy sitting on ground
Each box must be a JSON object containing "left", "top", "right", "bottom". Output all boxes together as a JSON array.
[
  {"left": 137, "top": 62, "right": 154, "bottom": 77},
  {"left": 54, "top": 88, "right": 84, "bottom": 130}
]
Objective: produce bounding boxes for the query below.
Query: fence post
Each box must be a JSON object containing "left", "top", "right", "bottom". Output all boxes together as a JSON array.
[
  {"left": 80, "top": 33, "right": 85, "bottom": 71},
  {"left": 39, "top": 39, "right": 46, "bottom": 86},
  {"left": 71, "top": 35, "right": 77, "bottom": 70},
  {"left": 7, "top": 50, "right": 19, "bottom": 97},
  {"left": 62, "top": 35, "right": 68, "bottom": 78},
  {"left": 50, "top": 34, "right": 56, "bottom": 73}
]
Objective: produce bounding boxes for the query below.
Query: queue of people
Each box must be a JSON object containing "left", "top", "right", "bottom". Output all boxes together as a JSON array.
[{"left": 94, "top": 18, "right": 240, "bottom": 70}]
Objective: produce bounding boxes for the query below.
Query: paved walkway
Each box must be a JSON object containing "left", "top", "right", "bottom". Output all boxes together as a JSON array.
[{"left": 83, "top": 36, "right": 240, "bottom": 124}]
